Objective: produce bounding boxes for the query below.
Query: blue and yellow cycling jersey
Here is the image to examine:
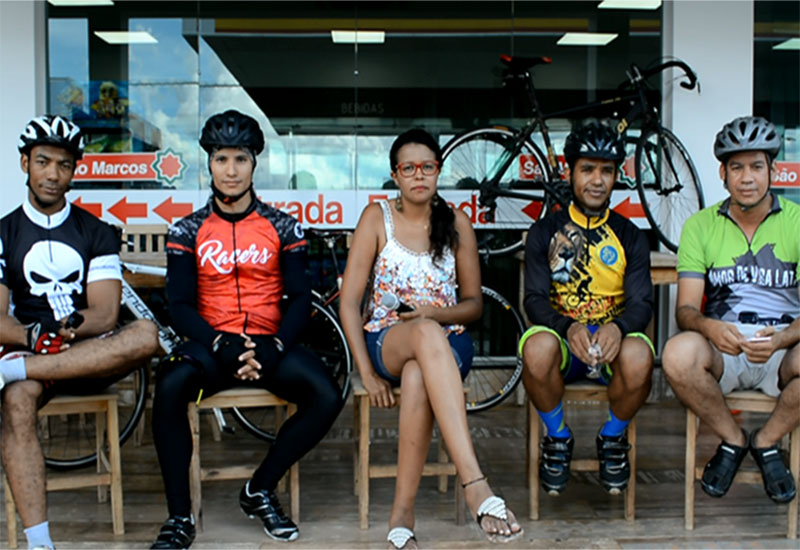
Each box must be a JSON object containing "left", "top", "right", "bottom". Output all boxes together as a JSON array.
[{"left": 524, "top": 203, "right": 653, "bottom": 337}]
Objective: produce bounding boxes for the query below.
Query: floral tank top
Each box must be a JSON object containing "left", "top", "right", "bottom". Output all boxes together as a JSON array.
[{"left": 363, "top": 200, "right": 464, "bottom": 335}]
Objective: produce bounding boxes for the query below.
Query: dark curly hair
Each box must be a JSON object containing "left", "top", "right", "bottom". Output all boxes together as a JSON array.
[{"left": 389, "top": 128, "right": 457, "bottom": 264}]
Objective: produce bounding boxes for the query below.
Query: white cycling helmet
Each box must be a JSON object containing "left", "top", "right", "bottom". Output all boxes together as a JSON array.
[{"left": 18, "top": 115, "right": 85, "bottom": 161}]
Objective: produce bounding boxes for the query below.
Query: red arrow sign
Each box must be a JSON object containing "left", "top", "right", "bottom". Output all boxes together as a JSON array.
[
  {"left": 153, "top": 197, "right": 193, "bottom": 223},
  {"left": 108, "top": 197, "right": 148, "bottom": 223},
  {"left": 72, "top": 196, "right": 102, "bottom": 218},
  {"left": 613, "top": 197, "right": 645, "bottom": 219},
  {"left": 521, "top": 201, "right": 544, "bottom": 220}
]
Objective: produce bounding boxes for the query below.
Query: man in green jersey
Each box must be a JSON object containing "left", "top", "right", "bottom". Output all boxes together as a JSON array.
[{"left": 663, "top": 116, "right": 799, "bottom": 505}]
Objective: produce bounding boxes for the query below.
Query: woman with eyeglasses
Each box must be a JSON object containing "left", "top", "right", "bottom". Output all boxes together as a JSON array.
[{"left": 339, "top": 129, "right": 522, "bottom": 549}]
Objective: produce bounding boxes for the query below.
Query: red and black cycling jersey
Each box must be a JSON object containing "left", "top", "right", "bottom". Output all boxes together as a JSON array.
[
  {"left": 524, "top": 203, "right": 653, "bottom": 337},
  {"left": 166, "top": 195, "right": 310, "bottom": 349},
  {"left": 0, "top": 199, "right": 121, "bottom": 325}
]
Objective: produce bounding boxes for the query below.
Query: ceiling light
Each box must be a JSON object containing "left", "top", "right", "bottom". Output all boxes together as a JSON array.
[
  {"left": 598, "top": 0, "right": 661, "bottom": 9},
  {"left": 773, "top": 38, "right": 800, "bottom": 50},
  {"left": 94, "top": 31, "right": 158, "bottom": 44},
  {"left": 48, "top": 0, "right": 114, "bottom": 6},
  {"left": 557, "top": 32, "right": 618, "bottom": 46},
  {"left": 331, "top": 30, "right": 385, "bottom": 44}
]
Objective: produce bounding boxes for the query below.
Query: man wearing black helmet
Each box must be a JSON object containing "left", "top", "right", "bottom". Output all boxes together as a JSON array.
[
  {"left": 520, "top": 120, "right": 654, "bottom": 497},
  {"left": 0, "top": 115, "right": 159, "bottom": 550},
  {"left": 150, "top": 110, "right": 343, "bottom": 548},
  {"left": 662, "top": 116, "right": 799, "bottom": 505}
]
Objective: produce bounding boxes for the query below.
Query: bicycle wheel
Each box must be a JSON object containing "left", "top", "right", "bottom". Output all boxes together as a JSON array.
[
  {"left": 441, "top": 127, "right": 551, "bottom": 257},
  {"left": 231, "top": 298, "right": 352, "bottom": 442},
  {"left": 42, "top": 363, "right": 148, "bottom": 470},
  {"left": 465, "top": 285, "right": 526, "bottom": 412},
  {"left": 635, "top": 125, "right": 704, "bottom": 252}
]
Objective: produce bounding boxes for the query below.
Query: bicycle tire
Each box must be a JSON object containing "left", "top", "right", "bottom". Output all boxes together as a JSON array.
[
  {"left": 231, "top": 297, "right": 352, "bottom": 442},
  {"left": 43, "top": 363, "right": 149, "bottom": 470},
  {"left": 635, "top": 125, "right": 704, "bottom": 252},
  {"left": 465, "top": 285, "right": 526, "bottom": 412},
  {"left": 441, "top": 127, "right": 551, "bottom": 257}
]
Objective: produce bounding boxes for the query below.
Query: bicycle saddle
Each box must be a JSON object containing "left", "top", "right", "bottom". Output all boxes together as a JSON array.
[{"left": 500, "top": 54, "right": 552, "bottom": 73}]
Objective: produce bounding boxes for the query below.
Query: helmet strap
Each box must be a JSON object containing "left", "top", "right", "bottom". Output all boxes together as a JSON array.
[{"left": 211, "top": 180, "right": 253, "bottom": 205}]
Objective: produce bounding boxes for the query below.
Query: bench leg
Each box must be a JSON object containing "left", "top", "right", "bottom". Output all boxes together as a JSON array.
[
  {"left": 353, "top": 396, "right": 360, "bottom": 497},
  {"left": 788, "top": 425, "right": 799, "bottom": 539},
  {"left": 287, "top": 404, "right": 300, "bottom": 522},
  {"left": 188, "top": 403, "right": 203, "bottom": 531},
  {"left": 96, "top": 410, "right": 108, "bottom": 504},
  {"left": 624, "top": 416, "right": 636, "bottom": 521},
  {"left": 527, "top": 400, "right": 540, "bottom": 520},
  {"left": 685, "top": 408, "right": 697, "bottom": 531},
  {"left": 276, "top": 406, "right": 287, "bottom": 494},
  {"left": 455, "top": 477, "right": 466, "bottom": 525},
  {"left": 107, "top": 401, "right": 124, "bottom": 535},
  {"left": 437, "top": 434, "right": 448, "bottom": 494},
  {"left": 358, "top": 394, "right": 370, "bottom": 530},
  {"left": 4, "top": 473, "right": 18, "bottom": 549}
]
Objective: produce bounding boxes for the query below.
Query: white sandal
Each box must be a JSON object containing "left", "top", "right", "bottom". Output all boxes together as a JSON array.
[
  {"left": 476, "top": 495, "right": 522, "bottom": 543},
  {"left": 387, "top": 526, "right": 416, "bottom": 549}
]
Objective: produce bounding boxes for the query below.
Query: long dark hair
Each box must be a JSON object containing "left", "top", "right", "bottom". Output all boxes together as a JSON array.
[{"left": 389, "top": 128, "right": 458, "bottom": 264}]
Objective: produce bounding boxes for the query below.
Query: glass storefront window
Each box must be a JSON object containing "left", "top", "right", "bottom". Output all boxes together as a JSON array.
[
  {"left": 754, "top": 1, "right": 800, "bottom": 204},
  {"left": 46, "top": 1, "right": 669, "bottom": 224}
]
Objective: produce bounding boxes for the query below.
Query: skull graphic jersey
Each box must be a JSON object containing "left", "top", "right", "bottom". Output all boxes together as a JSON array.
[{"left": 0, "top": 198, "right": 121, "bottom": 324}]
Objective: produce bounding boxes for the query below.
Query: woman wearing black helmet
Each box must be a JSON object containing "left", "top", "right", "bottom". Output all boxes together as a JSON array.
[
  {"left": 520, "top": 120, "right": 655, "bottom": 498},
  {"left": 150, "top": 110, "right": 343, "bottom": 548}
]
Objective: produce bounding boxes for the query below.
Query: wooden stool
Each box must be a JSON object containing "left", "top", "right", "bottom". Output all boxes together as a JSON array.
[
  {"left": 4, "top": 393, "right": 124, "bottom": 549},
  {"left": 527, "top": 382, "right": 637, "bottom": 521},
  {"left": 685, "top": 390, "right": 799, "bottom": 539},
  {"left": 188, "top": 388, "right": 298, "bottom": 531},
  {"left": 351, "top": 374, "right": 466, "bottom": 529}
]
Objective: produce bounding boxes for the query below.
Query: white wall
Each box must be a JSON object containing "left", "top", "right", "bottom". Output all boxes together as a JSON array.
[
  {"left": 662, "top": 0, "right": 754, "bottom": 207},
  {"left": 0, "top": 0, "right": 47, "bottom": 217}
]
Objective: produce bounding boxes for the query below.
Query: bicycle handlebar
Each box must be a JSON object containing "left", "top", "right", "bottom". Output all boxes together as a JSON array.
[{"left": 629, "top": 59, "right": 697, "bottom": 91}]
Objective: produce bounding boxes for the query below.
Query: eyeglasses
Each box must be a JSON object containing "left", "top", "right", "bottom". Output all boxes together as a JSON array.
[{"left": 396, "top": 161, "right": 440, "bottom": 177}]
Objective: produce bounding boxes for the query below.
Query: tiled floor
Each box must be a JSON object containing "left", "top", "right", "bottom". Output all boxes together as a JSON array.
[{"left": 2, "top": 390, "right": 798, "bottom": 549}]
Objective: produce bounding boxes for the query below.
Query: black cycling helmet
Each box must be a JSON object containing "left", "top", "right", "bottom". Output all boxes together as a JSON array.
[
  {"left": 713, "top": 116, "right": 781, "bottom": 162},
  {"left": 199, "top": 110, "right": 264, "bottom": 155},
  {"left": 563, "top": 121, "right": 626, "bottom": 169},
  {"left": 18, "top": 115, "right": 84, "bottom": 161}
]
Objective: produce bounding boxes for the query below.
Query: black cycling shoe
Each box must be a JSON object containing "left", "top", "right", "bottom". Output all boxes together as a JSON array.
[
  {"left": 240, "top": 481, "right": 299, "bottom": 542},
  {"left": 596, "top": 431, "right": 632, "bottom": 495},
  {"left": 150, "top": 515, "right": 195, "bottom": 549},
  {"left": 700, "top": 429, "right": 749, "bottom": 498},
  {"left": 540, "top": 431, "right": 574, "bottom": 495},
  {"left": 749, "top": 430, "right": 797, "bottom": 504}
]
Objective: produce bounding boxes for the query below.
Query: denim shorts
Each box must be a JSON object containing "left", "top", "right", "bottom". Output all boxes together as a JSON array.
[{"left": 364, "top": 327, "right": 474, "bottom": 386}]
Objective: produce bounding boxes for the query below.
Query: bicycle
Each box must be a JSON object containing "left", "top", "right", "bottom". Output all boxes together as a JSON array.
[
  {"left": 440, "top": 54, "right": 705, "bottom": 255},
  {"left": 40, "top": 272, "right": 155, "bottom": 469}
]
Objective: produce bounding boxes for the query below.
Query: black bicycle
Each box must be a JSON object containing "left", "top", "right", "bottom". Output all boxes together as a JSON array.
[{"left": 440, "top": 55, "right": 704, "bottom": 255}]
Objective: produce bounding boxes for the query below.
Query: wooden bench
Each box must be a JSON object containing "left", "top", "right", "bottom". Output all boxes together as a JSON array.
[
  {"left": 351, "top": 373, "right": 466, "bottom": 529},
  {"left": 685, "top": 391, "right": 799, "bottom": 539},
  {"left": 527, "top": 383, "right": 637, "bottom": 521},
  {"left": 4, "top": 393, "right": 124, "bottom": 549},
  {"left": 188, "top": 388, "right": 298, "bottom": 531}
]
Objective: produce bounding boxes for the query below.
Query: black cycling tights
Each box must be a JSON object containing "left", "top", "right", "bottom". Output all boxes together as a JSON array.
[{"left": 152, "top": 339, "right": 343, "bottom": 517}]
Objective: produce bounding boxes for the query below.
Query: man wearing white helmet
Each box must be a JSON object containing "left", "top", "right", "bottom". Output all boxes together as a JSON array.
[
  {"left": 663, "top": 116, "right": 799, "bottom": 505},
  {"left": 0, "top": 115, "right": 159, "bottom": 550}
]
